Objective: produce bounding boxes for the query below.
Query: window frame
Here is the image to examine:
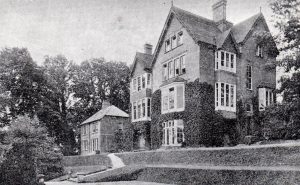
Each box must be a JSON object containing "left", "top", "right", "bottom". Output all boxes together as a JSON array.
[
  {"left": 162, "top": 120, "right": 184, "bottom": 146},
  {"left": 161, "top": 82, "right": 185, "bottom": 114},
  {"left": 246, "top": 65, "right": 252, "bottom": 90},
  {"left": 215, "top": 82, "right": 236, "bottom": 112},
  {"left": 215, "top": 50, "right": 236, "bottom": 73},
  {"left": 162, "top": 54, "right": 186, "bottom": 82}
]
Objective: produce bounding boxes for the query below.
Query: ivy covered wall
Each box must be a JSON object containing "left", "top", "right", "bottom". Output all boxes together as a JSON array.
[{"left": 150, "top": 79, "right": 236, "bottom": 149}]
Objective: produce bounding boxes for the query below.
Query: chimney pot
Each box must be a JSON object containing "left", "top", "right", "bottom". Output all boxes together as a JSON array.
[{"left": 144, "top": 43, "right": 153, "bottom": 55}]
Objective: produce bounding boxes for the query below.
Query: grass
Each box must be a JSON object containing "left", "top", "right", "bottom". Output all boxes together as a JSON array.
[{"left": 116, "top": 145, "right": 300, "bottom": 167}]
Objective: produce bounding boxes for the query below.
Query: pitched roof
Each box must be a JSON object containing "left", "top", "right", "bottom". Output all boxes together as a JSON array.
[
  {"left": 172, "top": 6, "right": 221, "bottom": 45},
  {"left": 130, "top": 52, "right": 153, "bottom": 76},
  {"left": 81, "top": 105, "right": 129, "bottom": 125},
  {"left": 231, "top": 13, "right": 263, "bottom": 43}
]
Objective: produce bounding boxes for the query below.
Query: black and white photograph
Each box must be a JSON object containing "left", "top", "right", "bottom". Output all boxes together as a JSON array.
[{"left": 0, "top": 0, "right": 299, "bottom": 184}]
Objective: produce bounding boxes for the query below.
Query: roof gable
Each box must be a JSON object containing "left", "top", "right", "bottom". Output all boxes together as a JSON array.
[
  {"left": 217, "top": 29, "right": 239, "bottom": 53},
  {"left": 81, "top": 105, "right": 129, "bottom": 125},
  {"left": 130, "top": 52, "right": 153, "bottom": 76}
]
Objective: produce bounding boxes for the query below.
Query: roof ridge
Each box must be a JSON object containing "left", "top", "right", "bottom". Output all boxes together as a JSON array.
[
  {"left": 171, "top": 6, "right": 215, "bottom": 24},
  {"left": 234, "top": 12, "right": 262, "bottom": 26}
]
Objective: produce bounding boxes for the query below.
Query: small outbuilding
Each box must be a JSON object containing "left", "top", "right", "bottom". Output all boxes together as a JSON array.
[{"left": 80, "top": 103, "right": 129, "bottom": 155}]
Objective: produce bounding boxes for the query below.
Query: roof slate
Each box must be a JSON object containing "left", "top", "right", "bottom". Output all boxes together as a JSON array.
[
  {"left": 81, "top": 105, "right": 129, "bottom": 125},
  {"left": 130, "top": 52, "right": 153, "bottom": 75},
  {"left": 231, "top": 13, "right": 263, "bottom": 43}
]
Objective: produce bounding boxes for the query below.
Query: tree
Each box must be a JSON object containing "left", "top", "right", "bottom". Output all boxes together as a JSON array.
[
  {"left": 0, "top": 115, "right": 63, "bottom": 185},
  {"left": 39, "top": 55, "right": 76, "bottom": 155},
  {"left": 264, "top": 0, "right": 300, "bottom": 138},
  {"left": 0, "top": 48, "right": 46, "bottom": 121}
]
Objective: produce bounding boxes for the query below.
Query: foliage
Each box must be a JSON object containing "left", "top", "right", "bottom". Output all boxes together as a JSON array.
[
  {"left": 0, "top": 48, "right": 46, "bottom": 122},
  {"left": 0, "top": 115, "right": 63, "bottom": 185},
  {"left": 113, "top": 129, "right": 124, "bottom": 152},
  {"left": 39, "top": 55, "right": 77, "bottom": 155},
  {"left": 150, "top": 80, "right": 230, "bottom": 149}
]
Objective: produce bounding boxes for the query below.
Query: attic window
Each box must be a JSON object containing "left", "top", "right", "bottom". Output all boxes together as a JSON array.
[
  {"left": 165, "top": 39, "right": 171, "bottom": 52},
  {"left": 171, "top": 35, "right": 177, "bottom": 49},
  {"left": 256, "top": 45, "right": 263, "bottom": 57},
  {"left": 177, "top": 32, "right": 183, "bottom": 45}
]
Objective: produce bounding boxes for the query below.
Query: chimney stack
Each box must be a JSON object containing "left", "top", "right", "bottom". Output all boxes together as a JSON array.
[
  {"left": 144, "top": 43, "right": 153, "bottom": 55},
  {"left": 212, "top": 0, "right": 227, "bottom": 23}
]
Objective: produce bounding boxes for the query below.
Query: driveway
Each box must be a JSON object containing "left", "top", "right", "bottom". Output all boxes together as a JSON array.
[{"left": 45, "top": 181, "right": 172, "bottom": 185}]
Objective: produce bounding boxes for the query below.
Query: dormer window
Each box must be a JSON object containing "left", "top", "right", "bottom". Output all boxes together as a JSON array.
[
  {"left": 165, "top": 39, "right": 171, "bottom": 52},
  {"left": 215, "top": 50, "right": 236, "bottom": 73},
  {"left": 256, "top": 45, "right": 263, "bottom": 57}
]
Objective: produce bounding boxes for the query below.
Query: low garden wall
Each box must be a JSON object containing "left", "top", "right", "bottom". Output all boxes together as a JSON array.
[
  {"left": 63, "top": 154, "right": 111, "bottom": 167},
  {"left": 116, "top": 144, "right": 300, "bottom": 167}
]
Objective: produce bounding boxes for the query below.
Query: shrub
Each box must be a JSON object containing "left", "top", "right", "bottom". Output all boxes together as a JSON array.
[{"left": 0, "top": 116, "right": 63, "bottom": 184}]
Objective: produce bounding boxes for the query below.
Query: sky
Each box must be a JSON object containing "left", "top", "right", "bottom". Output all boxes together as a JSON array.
[{"left": 0, "top": 0, "right": 275, "bottom": 65}]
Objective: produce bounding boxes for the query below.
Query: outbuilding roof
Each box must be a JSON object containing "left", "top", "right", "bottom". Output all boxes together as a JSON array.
[{"left": 81, "top": 105, "right": 129, "bottom": 125}]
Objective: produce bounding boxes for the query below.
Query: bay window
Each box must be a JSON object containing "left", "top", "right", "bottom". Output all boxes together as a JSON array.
[
  {"left": 161, "top": 83, "right": 185, "bottom": 114},
  {"left": 215, "top": 50, "right": 236, "bottom": 73},
  {"left": 162, "top": 120, "right": 184, "bottom": 146},
  {"left": 131, "top": 98, "right": 152, "bottom": 122},
  {"left": 258, "top": 88, "right": 274, "bottom": 111},
  {"left": 215, "top": 82, "right": 236, "bottom": 112}
]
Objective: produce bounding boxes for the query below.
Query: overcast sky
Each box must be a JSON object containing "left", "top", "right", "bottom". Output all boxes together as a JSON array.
[{"left": 0, "top": 0, "right": 275, "bottom": 65}]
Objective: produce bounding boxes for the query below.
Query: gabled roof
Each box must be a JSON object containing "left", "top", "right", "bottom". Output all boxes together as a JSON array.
[
  {"left": 231, "top": 13, "right": 264, "bottom": 43},
  {"left": 81, "top": 105, "right": 129, "bottom": 125},
  {"left": 130, "top": 52, "right": 153, "bottom": 76},
  {"left": 151, "top": 6, "right": 277, "bottom": 67},
  {"left": 172, "top": 6, "right": 221, "bottom": 45}
]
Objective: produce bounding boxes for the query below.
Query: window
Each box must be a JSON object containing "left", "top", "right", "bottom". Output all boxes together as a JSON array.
[
  {"left": 180, "top": 55, "right": 186, "bottom": 74},
  {"left": 161, "top": 83, "right": 185, "bottom": 114},
  {"left": 259, "top": 88, "right": 274, "bottom": 111},
  {"left": 147, "top": 99, "right": 151, "bottom": 117},
  {"left": 171, "top": 35, "right": 177, "bottom": 49},
  {"left": 92, "top": 123, "right": 98, "bottom": 133},
  {"left": 82, "top": 125, "right": 87, "bottom": 135},
  {"left": 137, "top": 77, "right": 141, "bottom": 91},
  {"left": 142, "top": 75, "right": 146, "bottom": 89},
  {"left": 246, "top": 65, "right": 252, "bottom": 90},
  {"left": 215, "top": 50, "right": 236, "bottom": 73},
  {"left": 168, "top": 60, "right": 175, "bottom": 78},
  {"left": 162, "top": 54, "right": 186, "bottom": 81},
  {"left": 162, "top": 120, "right": 184, "bottom": 146},
  {"left": 215, "top": 82, "right": 236, "bottom": 112},
  {"left": 163, "top": 64, "right": 168, "bottom": 81},
  {"left": 92, "top": 138, "right": 98, "bottom": 151},
  {"left": 132, "top": 98, "right": 151, "bottom": 121},
  {"left": 147, "top": 73, "right": 151, "bottom": 86},
  {"left": 226, "top": 53, "right": 229, "bottom": 67},
  {"left": 133, "top": 79, "right": 137, "bottom": 91},
  {"left": 221, "top": 51, "right": 225, "bottom": 66},
  {"left": 83, "top": 140, "right": 88, "bottom": 151},
  {"left": 175, "top": 58, "right": 180, "bottom": 75},
  {"left": 169, "top": 88, "right": 175, "bottom": 109},
  {"left": 142, "top": 99, "right": 146, "bottom": 117},
  {"left": 256, "top": 45, "right": 263, "bottom": 57},
  {"left": 137, "top": 101, "right": 141, "bottom": 119},
  {"left": 165, "top": 39, "right": 171, "bottom": 52},
  {"left": 215, "top": 83, "right": 219, "bottom": 107},
  {"left": 177, "top": 32, "right": 183, "bottom": 45},
  {"left": 133, "top": 103, "right": 137, "bottom": 120},
  {"left": 246, "top": 103, "right": 252, "bottom": 112}
]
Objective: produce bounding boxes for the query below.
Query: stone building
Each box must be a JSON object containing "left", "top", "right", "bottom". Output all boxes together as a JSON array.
[
  {"left": 130, "top": 0, "right": 278, "bottom": 148},
  {"left": 80, "top": 103, "right": 129, "bottom": 155}
]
